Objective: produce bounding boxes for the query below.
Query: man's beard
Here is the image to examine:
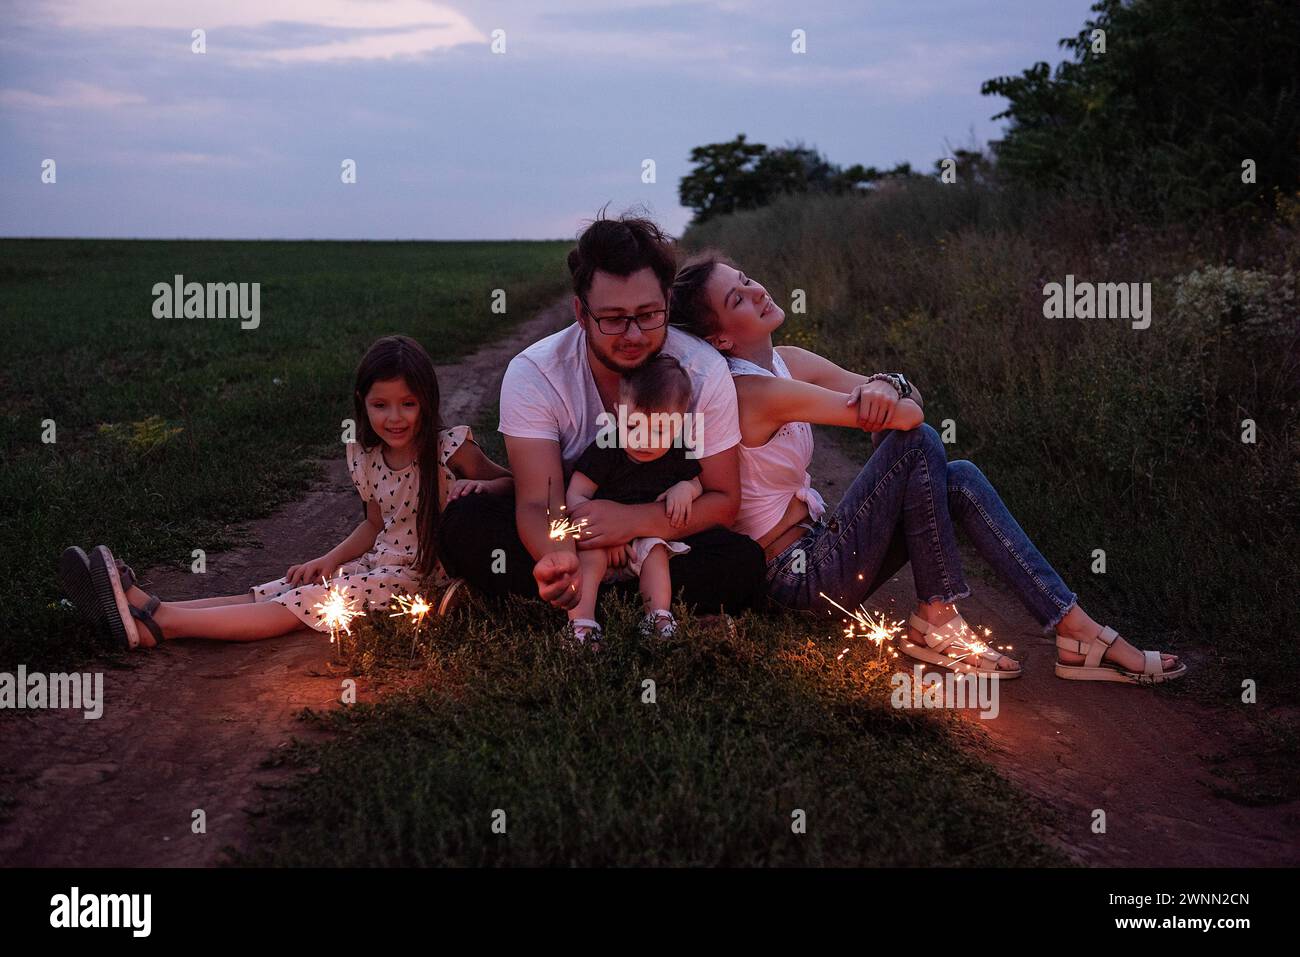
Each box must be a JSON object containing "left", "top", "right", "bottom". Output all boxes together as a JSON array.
[{"left": 592, "top": 343, "right": 656, "bottom": 375}]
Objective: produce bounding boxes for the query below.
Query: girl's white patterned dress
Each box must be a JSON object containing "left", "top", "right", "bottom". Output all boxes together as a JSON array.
[{"left": 250, "top": 425, "right": 472, "bottom": 632}]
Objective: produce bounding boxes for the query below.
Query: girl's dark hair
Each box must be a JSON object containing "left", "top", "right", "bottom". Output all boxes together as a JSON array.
[
  {"left": 352, "top": 334, "right": 445, "bottom": 580},
  {"left": 668, "top": 249, "right": 735, "bottom": 342},
  {"left": 620, "top": 353, "right": 693, "bottom": 413},
  {"left": 567, "top": 207, "right": 677, "bottom": 301}
]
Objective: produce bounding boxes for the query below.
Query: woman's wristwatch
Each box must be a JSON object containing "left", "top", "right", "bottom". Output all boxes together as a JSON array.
[{"left": 865, "top": 372, "right": 913, "bottom": 401}]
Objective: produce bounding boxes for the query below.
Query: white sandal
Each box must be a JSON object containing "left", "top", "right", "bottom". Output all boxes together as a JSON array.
[
  {"left": 564, "top": 618, "right": 604, "bottom": 650},
  {"left": 1055, "top": 624, "right": 1186, "bottom": 685},
  {"left": 638, "top": 609, "right": 678, "bottom": 639},
  {"left": 900, "top": 612, "right": 1022, "bottom": 679}
]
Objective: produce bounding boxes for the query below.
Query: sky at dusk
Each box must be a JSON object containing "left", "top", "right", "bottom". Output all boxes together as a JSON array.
[{"left": 1, "top": 0, "right": 1098, "bottom": 239}]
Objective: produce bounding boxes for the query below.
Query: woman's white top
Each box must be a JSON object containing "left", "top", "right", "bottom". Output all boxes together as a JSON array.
[{"left": 726, "top": 350, "right": 827, "bottom": 541}]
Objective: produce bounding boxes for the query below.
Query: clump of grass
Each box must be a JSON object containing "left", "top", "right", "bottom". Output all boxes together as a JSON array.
[{"left": 96, "top": 415, "right": 184, "bottom": 455}]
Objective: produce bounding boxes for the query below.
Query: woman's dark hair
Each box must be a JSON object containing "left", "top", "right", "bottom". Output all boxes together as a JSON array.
[
  {"left": 668, "top": 249, "right": 735, "bottom": 342},
  {"left": 352, "top": 334, "right": 444, "bottom": 580},
  {"left": 567, "top": 207, "right": 677, "bottom": 302},
  {"left": 620, "top": 353, "right": 693, "bottom": 414}
]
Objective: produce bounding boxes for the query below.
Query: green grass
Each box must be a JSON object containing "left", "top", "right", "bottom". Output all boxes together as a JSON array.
[
  {"left": 0, "top": 239, "right": 570, "bottom": 670},
  {"left": 236, "top": 592, "right": 1067, "bottom": 867}
]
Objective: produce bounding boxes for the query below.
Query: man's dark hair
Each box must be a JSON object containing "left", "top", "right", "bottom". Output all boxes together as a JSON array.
[
  {"left": 567, "top": 207, "right": 677, "bottom": 302},
  {"left": 619, "top": 354, "right": 693, "bottom": 413}
]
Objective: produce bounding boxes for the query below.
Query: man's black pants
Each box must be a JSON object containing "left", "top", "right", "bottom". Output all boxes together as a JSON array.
[{"left": 436, "top": 492, "right": 769, "bottom": 615}]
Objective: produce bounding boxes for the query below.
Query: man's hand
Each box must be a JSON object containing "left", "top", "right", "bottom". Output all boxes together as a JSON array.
[
  {"left": 656, "top": 481, "right": 696, "bottom": 529},
  {"left": 446, "top": 478, "right": 491, "bottom": 502},
  {"left": 605, "top": 544, "right": 629, "bottom": 569},
  {"left": 568, "top": 499, "right": 639, "bottom": 549},
  {"left": 533, "top": 551, "right": 580, "bottom": 609},
  {"left": 845, "top": 380, "right": 899, "bottom": 431}
]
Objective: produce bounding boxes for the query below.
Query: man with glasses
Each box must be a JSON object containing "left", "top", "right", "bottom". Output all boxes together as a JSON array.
[{"left": 437, "top": 212, "right": 767, "bottom": 617}]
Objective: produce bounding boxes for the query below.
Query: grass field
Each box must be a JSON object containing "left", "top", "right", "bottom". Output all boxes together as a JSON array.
[{"left": 0, "top": 239, "right": 570, "bottom": 670}]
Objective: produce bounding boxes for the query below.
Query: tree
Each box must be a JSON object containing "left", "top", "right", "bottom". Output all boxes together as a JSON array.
[
  {"left": 981, "top": 0, "right": 1300, "bottom": 221},
  {"left": 679, "top": 135, "right": 917, "bottom": 223}
]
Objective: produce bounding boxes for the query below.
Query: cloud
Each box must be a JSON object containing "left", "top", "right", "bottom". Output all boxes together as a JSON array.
[
  {"left": 0, "top": 81, "right": 147, "bottom": 110},
  {"left": 38, "top": 0, "right": 486, "bottom": 62},
  {"left": 260, "top": 24, "right": 483, "bottom": 63}
]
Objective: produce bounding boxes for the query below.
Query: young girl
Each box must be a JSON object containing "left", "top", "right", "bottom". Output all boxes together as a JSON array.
[
  {"left": 58, "top": 335, "right": 512, "bottom": 649},
  {"left": 564, "top": 355, "right": 704, "bottom": 646}
]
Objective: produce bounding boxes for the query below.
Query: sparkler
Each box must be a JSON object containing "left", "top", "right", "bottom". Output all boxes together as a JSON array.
[
  {"left": 940, "top": 622, "right": 1014, "bottom": 673},
  {"left": 546, "top": 476, "right": 588, "bottom": 542},
  {"left": 390, "top": 591, "right": 432, "bottom": 661},
  {"left": 819, "top": 592, "right": 903, "bottom": 659},
  {"left": 313, "top": 574, "right": 365, "bottom": 650}
]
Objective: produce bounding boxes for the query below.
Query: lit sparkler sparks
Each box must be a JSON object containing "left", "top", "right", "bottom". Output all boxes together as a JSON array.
[
  {"left": 389, "top": 592, "right": 432, "bottom": 625},
  {"left": 548, "top": 514, "right": 588, "bottom": 542},
  {"left": 941, "top": 622, "right": 1014, "bottom": 672},
  {"left": 546, "top": 475, "right": 588, "bottom": 542},
  {"left": 390, "top": 591, "right": 432, "bottom": 661},
  {"left": 819, "top": 592, "right": 904, "bottom": 659},
  {"left": 313, "top": 575, "right": 365, "bottom": 646}
]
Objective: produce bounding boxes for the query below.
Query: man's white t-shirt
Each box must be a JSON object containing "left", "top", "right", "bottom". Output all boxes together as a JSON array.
[{"left": 498, "top": 322, "right": 742, "bottom": 475}]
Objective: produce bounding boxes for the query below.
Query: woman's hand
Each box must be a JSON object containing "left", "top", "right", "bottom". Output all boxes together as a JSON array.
[
  {"left": 286, "top": 555, "right": 337, "bottom": 587},
  {"left": 845, "top": 381, "right": 900, "bottom": 431},
  {"left": 605, "top": 544, "right": 630, "bottom": 569}
]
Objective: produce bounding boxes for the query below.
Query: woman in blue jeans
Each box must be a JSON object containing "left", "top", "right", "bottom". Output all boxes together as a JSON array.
[{"left": 668, "top": 254, "right": 1184, "bottom": 684}]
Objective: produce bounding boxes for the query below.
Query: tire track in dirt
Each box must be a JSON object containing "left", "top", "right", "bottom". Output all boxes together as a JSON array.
[{"left": 0, "top": 302, "right": 570, "bottom": 867}]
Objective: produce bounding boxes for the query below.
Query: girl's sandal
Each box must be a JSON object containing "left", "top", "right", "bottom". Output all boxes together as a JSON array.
[
  {"left": 564, "top": 619, "right": 604, "bottom": 651},
  {"left": 58, "top": 546, "right": 102, "bottom": 625},
  {"left": 638, "top": 609, "right": 678, "bottom": 639},
  {"left": 901, "top": 612, "right": 1022, "bottom": 679},
  {"left": 1054, "top": 624, "right": 1186, "bottom": 685},
  {"left": 89, "top": 546, "right": 165, "bottom": 650}
]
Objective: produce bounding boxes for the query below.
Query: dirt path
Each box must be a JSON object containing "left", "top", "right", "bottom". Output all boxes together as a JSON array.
[
  {"left": 809, "top": 427, "right": 1299, "bottom": 866},
  {"left": 0, "top": 303, "right": 570, "bottom": 867}
]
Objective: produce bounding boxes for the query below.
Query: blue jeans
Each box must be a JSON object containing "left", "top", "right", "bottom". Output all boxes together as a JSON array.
[{"left": 766, "top": 424, "right": 1078, "bottom": 630}]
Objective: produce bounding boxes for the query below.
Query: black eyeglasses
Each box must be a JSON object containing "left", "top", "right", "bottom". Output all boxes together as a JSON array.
[{"left": 580, "top": 297, "right": 668, "bottom": 336}]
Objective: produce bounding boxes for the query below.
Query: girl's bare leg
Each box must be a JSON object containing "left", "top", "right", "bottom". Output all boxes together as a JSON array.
[
  {"left": 148, "top": 601, "right": 305, "bottom": 643},
  {"left": 161, "top": 594, "right": 254, "bottom": 609},
  {"left": 125, "top": 583, "right": 253, "bottom": 609},
  {"left": 637, "top": 545, "right": 671, "bottom": 612},
  {"left": 569, "top": 549, "right": 608, "bottom": 623}
]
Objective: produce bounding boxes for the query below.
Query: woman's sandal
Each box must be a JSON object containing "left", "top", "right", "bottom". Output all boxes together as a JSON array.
[
  {"left": 1054, "top": 624, "right": 1186, "bottom": 685},
  {"left": 88, "top": 545, "right": 165, "bottom": 650},
  {"left": 900, "top": 612, "right": 1022, "bottom": 679}
]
